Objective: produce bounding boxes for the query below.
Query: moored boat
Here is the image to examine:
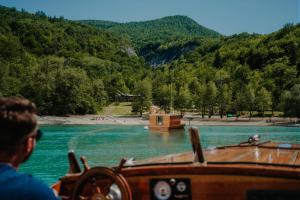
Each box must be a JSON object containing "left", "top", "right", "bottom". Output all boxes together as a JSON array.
[
  {"left": 52, "top": 127, "right": 300, "bottom": 200},
  {"left": 149, "top": 113, "right": 185, "bottom": 132}
]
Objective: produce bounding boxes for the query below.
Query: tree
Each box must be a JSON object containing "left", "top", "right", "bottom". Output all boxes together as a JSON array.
[
  {"left": 132, "top": 79, "right": 152, "bottom": 116},
  {"left": 92, "top": 79, "right": 107, "bottom": 111},
  {"left": 0, "top": 34, "right": 23, "bottom": 59},
  {"left": 51, "top": 68, "right": 95, "bottom": 115},
  {"left": 174, "top": 85, "right": 192, "bottom": 115},
  {"left": 255, "top": 87, "right": 272, "bottom": 117},
  {"left": 217, "top": 84, "right": 232, "bottom": 118},
  {"left": 232, "top": 64, "right": 251, "bottom": 91},
  {"left": 244, "top": 84, "right": 256, "bottom": 119},
  {"left": 282, "top": 84, "right": 300, "bottom": 118},
  {"left": 193, "top": 82, "right": 206, "bottom": 118},
  {"left": 215, "top": 69, "right": 230, "bottom": 87},
  {"left": 263, "top": 63, "right": 298, "bottom": 110},
  {"left": 213, "top": 51, "right": 222, "bottom": 68},
  {"left": 106, "top": 73, "right": 130, "bottom": 101},
  {"left": 205, "top": 81, "right": 217, "bottom": 118},
  {"left": 233, "top": 88, "right": 248, "bottom": 118},
  {"left": 0, "top": 63, "right": 10, "bottom": 96},
  {"left": 155, "top": 84, "right": 175, "bottom": 113},
  {"left": 35, "top": 11, "right": 47, "bottom": 18}
]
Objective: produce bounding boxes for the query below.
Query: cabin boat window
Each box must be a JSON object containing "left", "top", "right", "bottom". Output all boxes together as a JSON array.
[{"left": 156, "top": 116, "right": 163, "bottom": 126}]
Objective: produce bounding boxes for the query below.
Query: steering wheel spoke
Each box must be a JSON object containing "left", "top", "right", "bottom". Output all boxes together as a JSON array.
[
  {"left": 101, "top": 183, "right": 112, "bottom": 195},
  {"left": 72, "top": 167, "right": 132, "bottom": 200}
]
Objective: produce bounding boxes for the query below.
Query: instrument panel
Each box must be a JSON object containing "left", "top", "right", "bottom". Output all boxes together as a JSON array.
[{"left": 150, "top": 178, "right": 191, "bottom": 200}]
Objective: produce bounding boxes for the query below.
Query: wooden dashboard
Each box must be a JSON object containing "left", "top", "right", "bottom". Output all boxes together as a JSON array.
[
  {"left": 126, "top": 174, "right": 300, "bottom": 199},
  {"left": 57, "top": 163, "right": 300, "bottom": 200}
]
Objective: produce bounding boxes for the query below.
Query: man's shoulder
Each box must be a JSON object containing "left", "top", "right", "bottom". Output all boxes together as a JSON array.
[
  {"left": 0, "top": 164, "right": 59, "bottom": 200},
  {"left": 26, "top": 175, "right": 59, "bottom": 200}
]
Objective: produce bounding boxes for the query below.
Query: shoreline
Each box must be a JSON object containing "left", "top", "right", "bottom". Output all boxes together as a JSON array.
[
  {"left": 38, "top": 115, "right": 148, "bottom": 125},
  {"left": 38, "top": 115, "right": 299, "bottom": 127}
]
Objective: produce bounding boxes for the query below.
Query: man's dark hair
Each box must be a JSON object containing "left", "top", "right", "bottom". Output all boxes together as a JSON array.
[{"left": 0, "top": 97, "right": 37, "bottom": 155}]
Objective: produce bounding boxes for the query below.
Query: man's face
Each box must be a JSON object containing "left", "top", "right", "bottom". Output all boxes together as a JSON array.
[
  {"left": 22, "top": 145, "right": 34, "bottom": 163},
  {"left": 21, "top": 129, "right": 42, "bottom": 164}
]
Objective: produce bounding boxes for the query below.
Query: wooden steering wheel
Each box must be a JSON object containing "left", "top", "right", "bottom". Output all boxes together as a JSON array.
[{"left": 72, "top": 167, "right": 132, "bottom": 200}]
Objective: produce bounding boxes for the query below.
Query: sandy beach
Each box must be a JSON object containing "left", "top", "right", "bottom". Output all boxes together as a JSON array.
[
  {"left": 38, "top": 115, "right": 298, "bottom": 126},
  {"left": 38, "top": 115, "right": 148, "bottom": 125}
]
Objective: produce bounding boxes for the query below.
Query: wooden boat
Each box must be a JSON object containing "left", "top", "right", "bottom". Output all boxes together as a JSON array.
[
  {"left": 148, "top": 113, "right": 185, "bottom": 132},
  {"left": 52, "top": 127, "right": 300, "bottom": 200}
]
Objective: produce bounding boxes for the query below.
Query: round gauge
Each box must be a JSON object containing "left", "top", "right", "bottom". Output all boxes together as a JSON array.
[
  {"left": 176, "top": 181, "right": 187, "bottom": 192},
  {"left": 153, "top": 181, "right": 172, "bottom": 200}
]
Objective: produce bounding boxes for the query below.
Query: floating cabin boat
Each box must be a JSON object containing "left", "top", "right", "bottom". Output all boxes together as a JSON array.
[
  {"left": 52, "top": 127, "right": 300, "bottom": 200},
  {"left": 148, "top": 114, "right": 185, "bottom": 132}
]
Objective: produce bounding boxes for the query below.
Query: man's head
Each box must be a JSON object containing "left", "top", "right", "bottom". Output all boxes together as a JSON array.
[{"left": 0, "top": 97, "right": 40, "bottom": 167}]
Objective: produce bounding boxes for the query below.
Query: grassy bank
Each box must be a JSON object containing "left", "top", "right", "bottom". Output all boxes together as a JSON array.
[{"left": 98, "top": 102, "right": 135, "bottom": 116}]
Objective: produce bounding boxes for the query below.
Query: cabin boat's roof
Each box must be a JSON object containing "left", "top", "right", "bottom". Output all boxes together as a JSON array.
[
  {"left": 150, "top": 113, "right": 182, "bottom": 116},
  {"left": 132, "top": 141, "right": 300, "bottom": 168}
]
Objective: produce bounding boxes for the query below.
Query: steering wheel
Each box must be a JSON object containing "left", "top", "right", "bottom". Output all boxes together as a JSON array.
[{"left": 72, "top": 167, "right": 132, "bottom": 200}]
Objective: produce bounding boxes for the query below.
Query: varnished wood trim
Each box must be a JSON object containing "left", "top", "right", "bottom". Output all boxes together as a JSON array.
[
  {"left": 121, "top": 164, "right": 300, "bottom": 179},
  {"left": 289, "top": 151, "right": 299, "bottom": 165}
]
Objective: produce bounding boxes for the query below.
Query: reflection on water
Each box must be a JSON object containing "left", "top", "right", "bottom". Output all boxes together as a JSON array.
[
  {"left": 20, "top": 125, "right": 300, "bottom": 185},
  {"left": 149, "top": 129, "right": 186, "bottom": 143}
]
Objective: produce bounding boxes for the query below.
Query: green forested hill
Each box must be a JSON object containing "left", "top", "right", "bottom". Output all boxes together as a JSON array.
[
  {"left": 1, "top": 5, "right": 299, "bottom": 117},
  {"left": 0, "top": 6, "right": 150, "bottom": 115},
  {"left": 149, "top": 24, "right": 300, "bottom": 117},
  {"left": 0, "top": 6, "right": 137, "bottom": 63},
  {"left": 79, "top": 15, "right": 221, "bottom": 51}
]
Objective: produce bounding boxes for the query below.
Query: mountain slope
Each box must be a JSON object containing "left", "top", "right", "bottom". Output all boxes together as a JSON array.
[
  {"left": 79, "top": 15, "right": 221, "bottom": 51},
  {"left": 0, "top": 6, "right": 139, "bottom": 63},
  {"left": 0, "top": 5, "right": 149, "bottom": 115}
]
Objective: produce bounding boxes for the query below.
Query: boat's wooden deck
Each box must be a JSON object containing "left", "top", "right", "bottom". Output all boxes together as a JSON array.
[
  {"left": 56, "top": 139, "right": 300, "bottom": 200},
  {"left": 132, "top": 142, "right": 300, "bottom": 167}
]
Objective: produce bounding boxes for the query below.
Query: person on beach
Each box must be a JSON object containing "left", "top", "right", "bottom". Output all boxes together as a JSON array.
[{"left": 0, "top": 97, "right": 59, "bottom": 200}]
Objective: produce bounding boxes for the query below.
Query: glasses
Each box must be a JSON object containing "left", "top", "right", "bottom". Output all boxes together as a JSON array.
[
  {"left": 21, "top": 129, "right": 43, "bottom": 144},
  {"left": 35, "top": 129, "right": 43, "bottom": 141}
]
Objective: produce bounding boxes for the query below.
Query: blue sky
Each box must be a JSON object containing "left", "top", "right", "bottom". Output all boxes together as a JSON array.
[{"left": 0, "top": 0, "right": 299, "bottom": 35}]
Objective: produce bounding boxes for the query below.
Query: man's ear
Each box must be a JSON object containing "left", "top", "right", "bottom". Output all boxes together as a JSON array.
[{"left": 24, "top": 136, "right": 35, "bottom": 154}]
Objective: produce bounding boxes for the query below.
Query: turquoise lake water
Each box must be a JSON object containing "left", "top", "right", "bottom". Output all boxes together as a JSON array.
[{"left": 19, "top": 125, "right": 300, "bottom": 185}]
